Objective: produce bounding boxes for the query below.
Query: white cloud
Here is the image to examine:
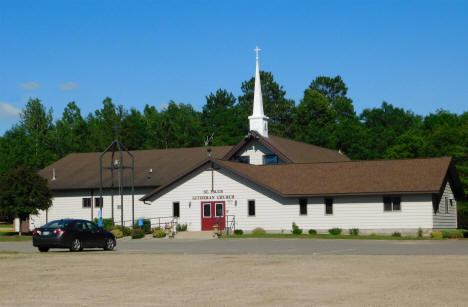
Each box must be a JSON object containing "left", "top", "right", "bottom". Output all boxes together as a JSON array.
[
  {"left": 58, "top": 81, "right": 78, "bottom": 90},
  {"left": 0, "top": 102, "right": 22, "bottom": 119},
  {"left": 20, "top": 81, "right": 40, "bottom": 90}
]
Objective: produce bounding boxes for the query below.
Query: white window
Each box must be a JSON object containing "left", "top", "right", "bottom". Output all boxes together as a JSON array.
[
  {"left": 325, "top": 198, "right": 333, "bottom": 215},
  {"left": 215, "top": 203, "right": 223, "bottom": 217},
  {"left": 173, "top": 202, "right": 180, "bottom": 217},
  {"left": 383, "top": 196, "right": 401, "bottom": 212},
  {"left": 94, "top": 197, "right": 103, "bottom": 208},
  {"left": 203, "top": 203, "right": 211, "bottom": 218},
  {"left": 82, "top": 198, "right": 91, "bottom": 208},
  {"left": 248, "top": 200, "right": 255, "bottom": 216},
  {"left": 299, "top": 199, "right": 307, "bottom": 215}
]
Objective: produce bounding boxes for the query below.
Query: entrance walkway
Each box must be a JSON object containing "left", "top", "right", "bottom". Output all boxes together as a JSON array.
[{"left": 174, "top": 231, "right": 215, "bottom": 239}]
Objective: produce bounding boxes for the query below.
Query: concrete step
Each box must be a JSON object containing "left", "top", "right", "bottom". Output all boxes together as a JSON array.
[{"left": 174, "top": 231, "right": 216, "bottom": 239}]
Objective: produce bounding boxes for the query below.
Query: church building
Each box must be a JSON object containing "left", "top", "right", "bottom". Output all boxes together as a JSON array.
[{"left": 31, "top": 48, "right": 465, "bottom": 235}]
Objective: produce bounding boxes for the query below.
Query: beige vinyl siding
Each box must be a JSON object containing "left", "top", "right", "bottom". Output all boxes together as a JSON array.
[
  {"left": 433, "top": 181, "right": 457, "bottom": 229},
  {"left": 232, "top": 140, "right": 273, "bottom": 165},
  {"left": 29, "top": 188, "right": 154, "bottom": 229},
  {"left": 147, "top": 165, "right": 434, "bottom": 232},
  {"left": 31, "top": 164, "right": 438, "bottom": 233}
]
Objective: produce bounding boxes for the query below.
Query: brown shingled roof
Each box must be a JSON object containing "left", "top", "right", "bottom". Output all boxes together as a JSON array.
[
  {"left": 222, "top": 131, "right": 349, "bottom": 163},
  {"left": 39, "top": 146, "right": 232, "bottom": 190},
  {"left": 142, "top": 156, "right": 464, "bottom": 201},
  {"left": 40, "top": 133, "right": 353, "bottom": 191},
  {"left": 267, "top": 134, "right": 350, "bottom": 163},
  {"left": 216, "top": 157, "right": 456, "bottom": 197}
]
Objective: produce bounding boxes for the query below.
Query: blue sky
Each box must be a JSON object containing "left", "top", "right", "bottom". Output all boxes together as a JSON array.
[{"left": 1, "top": 0, "right": 467, "bottom": 134}]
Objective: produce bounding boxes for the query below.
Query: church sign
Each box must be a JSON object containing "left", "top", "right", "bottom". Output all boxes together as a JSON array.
[{"left": 192, "top": 190, "right": 235, "bottom": 201}]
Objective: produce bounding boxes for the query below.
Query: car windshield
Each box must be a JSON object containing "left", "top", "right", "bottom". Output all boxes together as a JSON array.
[{"left": 42, "top": 220, "right": 71, "bottom": 229}]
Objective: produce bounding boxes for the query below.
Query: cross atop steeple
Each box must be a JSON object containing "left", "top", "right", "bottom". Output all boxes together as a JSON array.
[
  {"left": 254, "top": 46, "right": 262, "bottom": 59},
  {"left": 248, "top": 46, "right": 269, "bottom": 138}
]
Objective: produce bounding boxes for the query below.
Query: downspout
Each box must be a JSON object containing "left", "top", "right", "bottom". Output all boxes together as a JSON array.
[{"left": 91, "top": 189, "right": 94, "bottom": 221}]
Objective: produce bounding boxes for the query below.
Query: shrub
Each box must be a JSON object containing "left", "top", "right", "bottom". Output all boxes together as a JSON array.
[
  {"left": 176, "top": 223, "right": 188, "bottom": 232},
  {"left": 252, "top": 227, "right": 266, "bottom": 235},
  {"left": 308, "top": 229, "right": 317, "bottom": 235},
  {"left": 292, "top": 222, "right": 303, "bottom": 235},
  {"left": 131, "top": 228, "right": 145, "bottom": 239},
  {"left": 111, "top": 229, "right": 123, "bottom": 239},
  {"left": 152, "top": 228, "right": 166, "bottom": 238},
  {"left": 134, "top": 219, "right": 152, "bottom": 234},
  {"left": 112, "top": 225, "right": 132, "bottom": 237},
  {"left": 124, "top": 227, "right": 132, "bottom": 236},
  {"left": 464, "top": 231, "right": 468, "bottom": 238},
  {"left": 391, "top": 232, "right": 402, "bottom": 237},
  {"left": 234, "top": 229, "right": 244, "bottom": 235},
  {"left": 430, "top": 231, "right": 443, "bottom": 239},
  {"left": 93, "top": 218, "right": 114, "bottom": 230},
  {"left": 441, "top": 230, "right": 464, "bottom": 239},
  {"left": 418, "top": 227, "right": 424, "bottom": 238},
  {"left": 349, "top": 228, "right": 359, "bottom": 236},
  {"left": 370, "top": 233, "right": 377, "bottom": 236},
  {"left": 328, "top": 228, "right": 342, "bottom": 235}
]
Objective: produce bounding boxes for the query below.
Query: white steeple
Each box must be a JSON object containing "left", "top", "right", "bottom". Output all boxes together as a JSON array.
[{"left": 248, "top": 46, "right": 269, "bottom": 137}]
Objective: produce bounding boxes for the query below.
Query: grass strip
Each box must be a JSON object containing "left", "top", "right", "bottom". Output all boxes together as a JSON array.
[
  {"left": 0, "top": 236, "right": 32, "bottom": 242},
  {"left": 221, "top": 234, "right": 428, "bottom": 240},
  {"left": 0, "top": 231, "right": 32, "bottom": 241}
]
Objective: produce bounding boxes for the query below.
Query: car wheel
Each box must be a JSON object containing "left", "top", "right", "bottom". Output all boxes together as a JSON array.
[
  {"left": 103, "top": 237, "right": 115, "bottom": 251},
  {"left": 38, "top": 247, "right": 49, "bottom": 252},
  {"left": 70, "top": 238, "right": 82, "bottom": 252}
]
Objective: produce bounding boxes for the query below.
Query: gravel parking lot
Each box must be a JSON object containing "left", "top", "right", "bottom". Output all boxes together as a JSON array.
[
  {"left": 2, "top": 237, "right": 468, "bottom": 255},
  {"left": 2, "top": 252, "right": 468, "bottom": 306}
]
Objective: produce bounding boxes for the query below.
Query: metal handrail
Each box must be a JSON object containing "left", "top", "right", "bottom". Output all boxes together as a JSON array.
[
  {"left": 115, "top": 216, "right": 176, "bottom": 229},
  {"left": 225, "top": 215, "right": 236, "bottom": 235}
]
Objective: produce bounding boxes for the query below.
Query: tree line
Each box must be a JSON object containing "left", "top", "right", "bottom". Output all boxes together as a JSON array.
[{"left": 0, "top": 73, "right": 467, "bottom": 224}]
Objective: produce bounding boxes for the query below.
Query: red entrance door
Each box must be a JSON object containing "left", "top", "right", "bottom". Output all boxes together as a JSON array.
[{"left": 201, "top": 201, "right": 225, "bottom": 231}]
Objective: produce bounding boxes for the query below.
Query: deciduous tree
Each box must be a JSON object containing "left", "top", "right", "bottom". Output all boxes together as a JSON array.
[{"left": 0, "top": 166, "right": 52, "bottom": 235}]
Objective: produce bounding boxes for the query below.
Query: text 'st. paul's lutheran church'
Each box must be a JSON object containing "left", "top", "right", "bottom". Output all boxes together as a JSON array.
[{"left": 31, "top": 47, "right": 464, "bottom": 235}]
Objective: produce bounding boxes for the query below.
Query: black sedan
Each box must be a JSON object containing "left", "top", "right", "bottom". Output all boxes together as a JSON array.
[{"left": 33, "top": 219, "right": 116, "bottom": 252}]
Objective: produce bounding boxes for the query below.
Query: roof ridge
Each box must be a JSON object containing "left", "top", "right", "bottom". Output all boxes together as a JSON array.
[
  {"left": 268, "top": 134, "right": 343, "bottom": 153},
  {"left": 58, "top": 145, "right": 234, "bottom": 156},
  {"left": 216, "top": 156, "right": 452, "bottom": 167}
]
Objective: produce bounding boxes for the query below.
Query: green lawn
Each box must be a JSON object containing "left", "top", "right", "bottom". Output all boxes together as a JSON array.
[
  {"left": 0, "top": 231, "right": 32, "bottom": 241},
  {"left": 222, "top": 233, "right": 427, "bottom": 240}
]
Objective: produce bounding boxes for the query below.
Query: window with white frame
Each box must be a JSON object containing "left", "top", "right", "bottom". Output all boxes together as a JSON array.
[
  {"left": 94, "top": 197, "right": 103, "bottom": 208},
  {"left": 82, "top": 198, "right": 91, "bottom": 208},
  {"left": 173, "top": 202, "right": 180, "bottom": 217},
  {"left": 299, "top": 198, "right": 307, "bottom": 215},
  {"left": 248, "top": 200, "right": 255, "bottom": 216},
  {"left": 325, "top": 198, "right": 333, "bottom": 215},
  {"left": 383, "top": 196, "right": 401, "bottom": 212}
]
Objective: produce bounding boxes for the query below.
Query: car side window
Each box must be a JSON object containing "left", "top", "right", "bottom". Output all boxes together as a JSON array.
[
  {"left": 85, "top": 222, "right": 98, "bottom": 231},
  {"left": 73, "top": 221, "right": 83, "bottom": 230}
]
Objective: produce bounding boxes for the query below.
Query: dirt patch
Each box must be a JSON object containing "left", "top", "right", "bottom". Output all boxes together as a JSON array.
[{"left": 2, "top": 253, "right": 467, "bottom": 306}]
